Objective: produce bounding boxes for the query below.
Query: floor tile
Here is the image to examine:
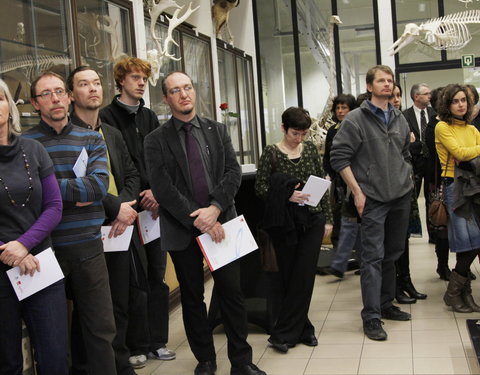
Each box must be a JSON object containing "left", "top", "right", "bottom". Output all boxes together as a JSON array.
[
  {"left": 305, "top": 358, "right": 360, "bottom": 374},
  {"left": 358, "top": 357, "right": 413, "bottom": 374},
  {"left": 413, "top": 357, "right": 470, "bottom": 374}
]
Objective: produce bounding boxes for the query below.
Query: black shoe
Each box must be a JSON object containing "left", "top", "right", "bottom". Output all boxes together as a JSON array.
[
  {"left": 396, "top": 289, "right": 416, "bottom": 304},
  {"left": 325, "top": 266, "right": 344, "bottom": 279},
  {"left": 268, "top": 337, "right": 289, "bottom": 353},
  {"left": 437, "top": 266, "right": 451, "bottom": 281},
  {"left": 195, "top": 360, "right": 217, "bottom": 375},
  {"left": 231, "top": 363, "right": 266, "bottom": 375},
  {"left": 301, "top": 334, "right": 318, "bottom": 347},
  {"left": 402, "top": 277, "right": 427, "bottom": 300},
  {"left": 316, "top": 267, "right": 329, "bottom": 275},
  {"left": 363, "top": 318, "right": 387, "bottom": 341},
  {"left": 354, "top": 269, "right": 361, "bottom": 275},
  {"left": 381, "top": 306, "right": 411, "bottom": 321},
  {"left": 470, "top": 271, "right": 477, "bottom": 280}
]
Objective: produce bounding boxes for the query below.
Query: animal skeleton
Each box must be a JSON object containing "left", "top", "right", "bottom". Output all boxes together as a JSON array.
[
  {"left": 145, "top": 0, "right": 199, "bottom": 86},
  {"left": 306, "top": 15, "right": 341, "bottom": 154},
  {"left": 212, "top": 0, "right": 240, "bottom": 45},
  {"left": 459, "top": 0, "right": 479, "bottom": 8},
  {"left": 389, "top": 10, "right": 480, "bottom": 55},
  {"left": 0, "top": 54, "right": 71, "bottom": 80}
]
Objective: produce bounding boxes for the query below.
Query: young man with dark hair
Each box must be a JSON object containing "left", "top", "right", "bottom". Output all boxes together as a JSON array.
[{"left": 68, "top": 65, "right": 142, "bottom": 375}]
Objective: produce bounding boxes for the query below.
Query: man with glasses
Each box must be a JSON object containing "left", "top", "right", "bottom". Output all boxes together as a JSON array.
[
  {"left": 24, "top": 71, "right": 116, "bottom": 375},
  {"left": 144, "top": 71, "right": 266, "bottom": 375},
  {"left": 403, "top": 83, "right": 435, "bottom": 200},
  {"left": 100, "top": 56, "right": 175, "bottom": 369}
]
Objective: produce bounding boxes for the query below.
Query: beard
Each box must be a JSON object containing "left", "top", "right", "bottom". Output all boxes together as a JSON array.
[{"left": 181, "top": 108, "right": 193, "bottom": 115}]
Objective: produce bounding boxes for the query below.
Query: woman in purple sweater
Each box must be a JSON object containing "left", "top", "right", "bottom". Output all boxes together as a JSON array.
[{"left": 0, "top": 79, "right": 67, "bottom": 374}]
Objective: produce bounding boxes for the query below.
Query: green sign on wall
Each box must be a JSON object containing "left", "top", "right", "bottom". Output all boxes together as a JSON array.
[{"left": 462, "top": 54, "right": 475, "bottom": 68}]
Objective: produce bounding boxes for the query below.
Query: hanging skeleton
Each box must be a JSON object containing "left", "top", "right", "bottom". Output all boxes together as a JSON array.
[
  {"left": 212, "top": 0, "right": 240, "bottom": 45},
  {"left": 306, "top": 15, "right": 341, "bottom": 154},
  {"left": 145, "top": 0, "right": 199, "bottom": 86},
  {"left": 389, "top": 10, "right": 480, "bottom": 55}
]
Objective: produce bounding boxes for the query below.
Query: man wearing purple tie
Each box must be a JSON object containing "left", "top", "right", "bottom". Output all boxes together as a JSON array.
[{"left": 144, "top": 72, "right": 266, "bottom": 375}]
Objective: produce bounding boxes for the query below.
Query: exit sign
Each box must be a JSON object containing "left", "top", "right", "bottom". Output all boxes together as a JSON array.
[{"left": 462, "top": 54, "right": 475, "bottom": 68}]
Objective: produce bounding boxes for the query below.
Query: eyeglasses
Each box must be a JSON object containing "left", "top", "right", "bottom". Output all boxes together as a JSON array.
[
  {"left": 168, "top": 86, "right": 194, "bottom": 96},
  {"left": 34, "top": 88, "right": 67, "bottom": 100},
  {"left": 419, "top": 92, "right": 431, "bottom": 96}
]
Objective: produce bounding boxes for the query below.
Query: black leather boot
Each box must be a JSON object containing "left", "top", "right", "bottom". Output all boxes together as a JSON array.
[
  {"left": 403, "top": 276, "right": 427, "bottom": 300},
  {"left": 396, "top": 276, "right": 416, "bottom": 304},
  {"left": 444, "top": 271, "right": 473, "bottom": 313},
  {"left": 436, "top": 237, "right": 451, "bottom": 280}
]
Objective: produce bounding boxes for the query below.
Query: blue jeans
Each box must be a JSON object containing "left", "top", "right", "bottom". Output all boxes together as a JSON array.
[
  {"left": 444, "top": 182, "right": 480, "bottom": 252},
  {"left": 330, "top": 216, "right": 361, "bottom": 273},
  {"left": 0, "top": 279, "right": 68, "bottom": 375}
]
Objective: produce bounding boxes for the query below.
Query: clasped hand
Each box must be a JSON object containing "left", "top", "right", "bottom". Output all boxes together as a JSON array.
[
  {"left": 0, "top": 241, "right": 40, "bottom": 276},
  {"left": 190, "top": 205, "right": 225, "bottom": 243},
  {"left": 109, "top": 200, "right": 137, "bottom": 238}
]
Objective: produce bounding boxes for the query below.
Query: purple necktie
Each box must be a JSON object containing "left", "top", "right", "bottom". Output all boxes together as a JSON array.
[{"left": 182, "top": 123, "right": 209, "bottom": 206}]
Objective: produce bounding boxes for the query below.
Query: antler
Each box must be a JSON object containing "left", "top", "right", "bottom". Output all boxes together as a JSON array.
[
  {"left": 146, "top": 1, "right": 199, "bottom": 86},
  {"left": 148, "top": 0, "right": 181, "bottom": 42},
  {"left": 161, "top": 3, "right": 200, "bottom": 59}
]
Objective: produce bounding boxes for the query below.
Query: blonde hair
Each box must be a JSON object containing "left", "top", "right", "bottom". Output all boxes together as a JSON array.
[{"left": 0, "top": 79, "right": 21, "bottom": 136}]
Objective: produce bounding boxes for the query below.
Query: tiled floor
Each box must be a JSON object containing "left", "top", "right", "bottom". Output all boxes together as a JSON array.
[{"left": 137, "top": 200, "right": 480, "bottom": 375}]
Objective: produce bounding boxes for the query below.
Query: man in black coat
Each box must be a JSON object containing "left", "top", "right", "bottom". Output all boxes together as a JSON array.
[
  {"left": 68, "top": 66, "right": 141, "bottom": 375},
  {"left": 144, "top": 71, "right": 266, "bottom": 375},
  {"left": 402, "top": 83, "right": 435, "bottom": 199},
  {"left": 100, "top": 57, "right": 175, "bottom": 367}
]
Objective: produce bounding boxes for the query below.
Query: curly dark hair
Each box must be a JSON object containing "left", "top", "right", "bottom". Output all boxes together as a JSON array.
[
  {"left": 281, "top": 106, "right": 312, "bottom": 131},
  {"left": 331, "top": 94, "right": 356, "bottom": 121},
  {"left": 437, "top": 84, "right": 472, "bottom": 124}
]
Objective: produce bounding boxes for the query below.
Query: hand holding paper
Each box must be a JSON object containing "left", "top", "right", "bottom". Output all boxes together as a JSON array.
[
  {"left": 6, "top": 248, "right": 64, "bottom": 301},
  {"left": 301, "top": 176, "right": 331, "bottom": 207}
]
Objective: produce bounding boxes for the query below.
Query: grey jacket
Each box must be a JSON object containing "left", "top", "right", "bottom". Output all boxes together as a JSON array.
[{"left": 330, "top": 101, "right": 413, "bottom": 202}]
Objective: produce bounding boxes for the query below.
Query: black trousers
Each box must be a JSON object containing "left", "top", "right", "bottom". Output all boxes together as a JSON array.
[
  {"left": 146, "top": 238, "right": 170, "bottom": 351},
  {"left": 63, "top": 253, "right": 117, "bottom": 375},
  {"left": 269, "top": 213, "right": 325, "bottom": 344},
  {"left": 169, "top": 238, "right": 252, "bottom": 367},
  {"left": 105, "top": 250, "right": 131, "bottom": 375}
]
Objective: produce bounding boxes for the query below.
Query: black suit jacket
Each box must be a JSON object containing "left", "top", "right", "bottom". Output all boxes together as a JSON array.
[
  {"left": 144, "top": 116, "right": 242, "bottom": 251},
  {"left": 403, "top": 106, "right": 436, "bottom": 174}
]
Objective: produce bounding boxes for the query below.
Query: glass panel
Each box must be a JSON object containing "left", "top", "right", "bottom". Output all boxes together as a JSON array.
[
  {"left": 337, "top": 0, "right": 376, "bottom": 96},
  {"left": 399, "top": 69, "right": 467, "bottom": 109},
  {"left": 76, "top": 0, "right": 132, "bottom": 103},
  {"left": 296, "top": 0, "right": 331, "bottom": 119},
  {"left": 256, "top": 0, "right": 297, "bottom": 145},
  {"left": 236, "top": 56, "right": 258, "bottom": 165},
  {"left": 145, "top": 19, "right": 181, "bottom": 120},
  {"left": 217, "top": 48, "right": 240, "bottom": 158},
  {"left": 444, "top": 1, "right": 480, "bottom": 60},
  {"left": 394, "top": 0, "right": 440, "bottom": 64},
  {"left": 0, "top": 0, "right": 73, "bottom": 128},
  {"left": 183, "top": 34, "right": 214, "bottom": 119}
]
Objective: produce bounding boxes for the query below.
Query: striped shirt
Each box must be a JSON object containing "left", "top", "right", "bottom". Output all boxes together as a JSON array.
[{"left": 23, "top": 120, "right": 109, "bottom": 258}]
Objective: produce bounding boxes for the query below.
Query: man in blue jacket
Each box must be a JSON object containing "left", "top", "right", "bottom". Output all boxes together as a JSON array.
[{"left": 330, "top": 65, "right": 413, "bottom": 341}]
